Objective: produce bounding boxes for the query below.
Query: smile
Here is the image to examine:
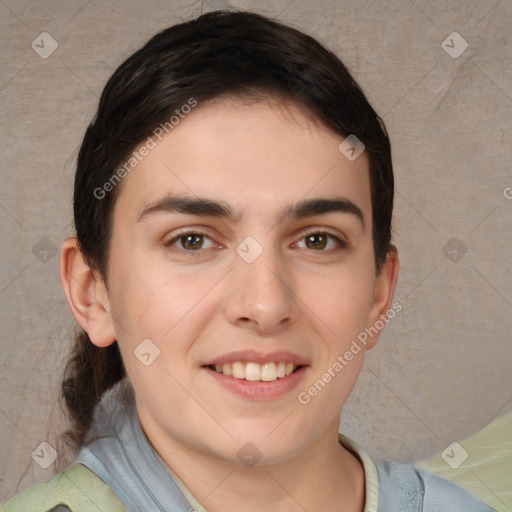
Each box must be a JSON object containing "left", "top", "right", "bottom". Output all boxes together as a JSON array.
[{"left": 208, "top": 361, "right": 299, "bottom": 382}]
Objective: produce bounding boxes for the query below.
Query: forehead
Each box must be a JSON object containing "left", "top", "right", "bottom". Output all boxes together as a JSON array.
[{"left": 111, "top": 96, "right": 371, "bottom": 225}]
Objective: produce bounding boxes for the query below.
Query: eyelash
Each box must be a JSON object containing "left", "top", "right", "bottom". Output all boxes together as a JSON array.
[
  {"left": 163, "top": 231, "right": 219, "bottom": 254},
  {"left": 163, "top": 228, "right": 347, "bottom": 255},
  {"left": 294, "top": 229, "right": 347, "bottom": 252}
]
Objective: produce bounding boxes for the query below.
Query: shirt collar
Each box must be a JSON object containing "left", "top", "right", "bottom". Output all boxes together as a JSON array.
[{"left": 339, "top": 434, "right": 380, "bottom": 512}]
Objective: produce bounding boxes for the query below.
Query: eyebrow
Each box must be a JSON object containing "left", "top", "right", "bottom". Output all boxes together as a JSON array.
[
  {"left": 284, "top": 197, "right": 365, "bottom": 229},
  {"left": 137, "top": 195, "right": 365, "bottom": 229}
]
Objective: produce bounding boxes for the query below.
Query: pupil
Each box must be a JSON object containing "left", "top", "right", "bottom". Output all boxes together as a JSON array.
[
  {"left": 183, "top": 234, "right": 202, "bottom": 249},
  {"left": 307, "top": 234, "right": 326, "bottom": 249}
]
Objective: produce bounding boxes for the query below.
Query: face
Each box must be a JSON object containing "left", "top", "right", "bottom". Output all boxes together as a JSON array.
[{"left": 98, "top": 97, "right": 395, "bottom": 465}]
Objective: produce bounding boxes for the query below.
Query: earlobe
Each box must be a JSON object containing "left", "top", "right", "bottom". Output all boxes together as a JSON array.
[
  {"left": 59, "top": 237, "right": 117, "bottom": 348},
  {"left": 365, "top": 248, "right": 400, "bottom": 350}
]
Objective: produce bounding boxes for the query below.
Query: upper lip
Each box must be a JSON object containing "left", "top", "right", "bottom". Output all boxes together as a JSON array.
[{"left": 202, "top": 350, "right": 309, "bottom": 367}]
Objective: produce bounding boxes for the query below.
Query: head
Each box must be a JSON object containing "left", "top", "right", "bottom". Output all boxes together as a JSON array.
[{"left": 59, "top": 10, "right": 398, "bottom": 466}]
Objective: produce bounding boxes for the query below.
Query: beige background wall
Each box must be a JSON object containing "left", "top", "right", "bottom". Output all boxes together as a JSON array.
[{"left": 1, "top": 0, "right": 511, "bottom": 502}]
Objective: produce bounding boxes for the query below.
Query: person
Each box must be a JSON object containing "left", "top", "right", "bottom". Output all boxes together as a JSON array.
[{"left": 1, "top": 9, "right": 496, "bottom": 512}]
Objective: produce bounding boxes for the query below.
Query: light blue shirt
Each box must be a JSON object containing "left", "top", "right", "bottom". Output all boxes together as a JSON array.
[{"left": 75, "top": 382, "right": 495, "bottom": 511}]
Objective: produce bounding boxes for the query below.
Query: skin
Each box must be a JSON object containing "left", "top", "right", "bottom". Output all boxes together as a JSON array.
[{"left": 60, "top": 96, "right": 399, "bottom": 512}]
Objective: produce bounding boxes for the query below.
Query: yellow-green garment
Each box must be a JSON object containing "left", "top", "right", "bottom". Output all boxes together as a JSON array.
[{"left": 420, "top": 410, "right": 512, "bottom": 512}]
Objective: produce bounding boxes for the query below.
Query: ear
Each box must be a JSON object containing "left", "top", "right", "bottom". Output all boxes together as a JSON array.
[
  {"left": 365, "top": 247, "right": 400, "bottom": 350},
  {"left": 59, "top": 237, "right": 117, "bottom": 348}
]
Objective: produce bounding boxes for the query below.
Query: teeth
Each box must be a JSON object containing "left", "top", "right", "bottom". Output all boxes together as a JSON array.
[
  {"left": 222, "top": 363, "right": 232, "bottom": 376},
  {"left": 245, "top": 362, "right": 261, "bottom": 381},
  {"left": 261, "top": 362, "right": 276, "bottom": 382},
  {"left": 211, "top": 361, "right": 299, "bottom": 381},
  {"left": 232, "top": 362, "right": 245, "bottom": 379}
]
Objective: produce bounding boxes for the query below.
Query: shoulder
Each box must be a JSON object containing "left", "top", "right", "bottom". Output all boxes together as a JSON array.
[
  {"left": 420, "top": 411, "right": 512, "bottom": 510},
  {"left": 0, "top": 463, "right": 128, "bottom": 512},
  {"left": 375, "top": 458, "right": 496, "bottom": 512}
]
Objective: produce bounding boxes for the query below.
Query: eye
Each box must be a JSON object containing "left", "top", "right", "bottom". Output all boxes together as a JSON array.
[
  {"left": 295, "top": 230, "right": 346, "bottom": 251},
  {"left": 164, "top": 232, "right": 217, "bottom": 252}
]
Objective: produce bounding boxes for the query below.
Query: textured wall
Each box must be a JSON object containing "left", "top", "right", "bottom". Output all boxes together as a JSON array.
[{"left": 1, "top": 0, "right": 511, "bottom": 502}]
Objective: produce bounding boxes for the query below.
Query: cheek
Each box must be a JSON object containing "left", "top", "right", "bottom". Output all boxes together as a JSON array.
[
  {"left": 299, "top": 259, "right": 376, "bottom": 342},
  {"left": 110, "top": 263, "right": 225, "bottom": 387},
  {"left": 113, "top": 262, "right": 216, "bottom": 337},
  {"left": 297, "top": 253, "right": 375, "bottom": 412},
  {"left": 110, "top": 269, "right": 205, "bottom": 414}
]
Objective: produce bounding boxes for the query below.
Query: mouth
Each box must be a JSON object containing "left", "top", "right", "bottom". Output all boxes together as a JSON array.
[
  {"left": 205, "top": 361, "right": 302, "bottom": 382},
  {"left": 201, "top": 351, "right": 309, "bottom": 399}
]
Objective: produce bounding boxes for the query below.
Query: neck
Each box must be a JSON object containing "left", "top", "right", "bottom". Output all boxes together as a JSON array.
[{"left": 141, "top": 414, "right": 365, "bottom": 512}]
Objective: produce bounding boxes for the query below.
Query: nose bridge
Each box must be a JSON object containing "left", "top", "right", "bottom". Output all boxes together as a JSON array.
[{"left": 224, "top": 237, "right": 297, "bottom": 332}]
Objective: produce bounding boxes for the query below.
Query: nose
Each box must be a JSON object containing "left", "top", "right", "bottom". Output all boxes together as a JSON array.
[{"left": 223, "top": 244, "right": 298, "bottom": 334}]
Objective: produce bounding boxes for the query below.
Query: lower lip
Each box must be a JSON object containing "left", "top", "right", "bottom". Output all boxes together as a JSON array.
[{"left": 203, "top": 366, "right": 308, "bottom": 400}]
